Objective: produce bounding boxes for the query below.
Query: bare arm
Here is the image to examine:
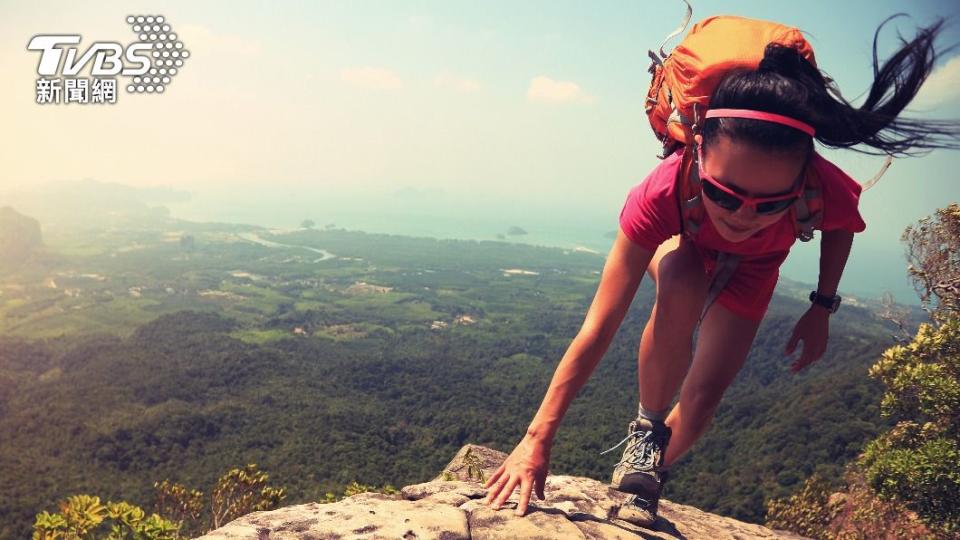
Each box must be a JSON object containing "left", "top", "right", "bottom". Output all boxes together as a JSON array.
[
  {"left": 786, "top": 229, "right": 855, "bottom": 372},
  {"left": 816, "top": 229, "right": 854, "bottom": 299},
  {"left": 525, "top": 229, "right": 655, "bottom": 445},
  {"left": 484, "top": 229, "right": 656, "bottom": 514}
]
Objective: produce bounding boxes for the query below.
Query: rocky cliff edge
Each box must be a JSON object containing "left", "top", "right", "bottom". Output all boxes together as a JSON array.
[{"left": 196, "top": 444, "right": 810, "bottom": 540}]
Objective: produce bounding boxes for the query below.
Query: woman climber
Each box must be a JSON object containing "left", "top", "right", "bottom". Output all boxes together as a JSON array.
[{"left": 482, "top": 14, "right": 960, "bottom": 527}]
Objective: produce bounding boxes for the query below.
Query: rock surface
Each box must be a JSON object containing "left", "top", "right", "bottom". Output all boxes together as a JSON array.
[{"left": 196, "top": 444, "right": 810, "bottom": 540}]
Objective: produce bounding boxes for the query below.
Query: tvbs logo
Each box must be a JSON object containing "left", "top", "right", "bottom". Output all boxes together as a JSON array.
[
  {"left": 27, "top": 15, "right": 189, "bottom": 104},
  {"left": 27, "top": 35, "right": 153, "bottom": 76}
]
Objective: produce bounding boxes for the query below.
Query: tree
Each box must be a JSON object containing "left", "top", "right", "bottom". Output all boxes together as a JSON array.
[
  {"left": 859, "top": 316, "right": 960, "bottom": 533},
  {"left": 861, "top": 202, "right": 960, "bottom": 533},
  {"left": 153, "top": 480, "right": 204, "bottom": 538},
  {"left": 301, "top": 219, "right": 315, "bottom": 229},
  {"left": 766, "top": 203, "right": 960, "bottom": 538},
  {"left": 210, "top": 464, "right": 286, "bottom": 530},
  {"left": 902, "top": 202, "right": 960, "bottom": 318}
]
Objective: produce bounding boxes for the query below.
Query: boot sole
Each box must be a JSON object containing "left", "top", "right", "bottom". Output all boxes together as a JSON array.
[
  {"left": 610, "top": 471, "right": 660, "bottom": 496},
  {"left": 615, "top": 505, "right": 657, "bottom": 527}
]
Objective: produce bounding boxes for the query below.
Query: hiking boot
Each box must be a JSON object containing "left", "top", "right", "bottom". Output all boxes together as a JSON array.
[
  {"left": 600, "top": 417, "right": 672, "bottom": 495},
  {"left": 616, "top": 469, "right": 671, "bottom": 527}
]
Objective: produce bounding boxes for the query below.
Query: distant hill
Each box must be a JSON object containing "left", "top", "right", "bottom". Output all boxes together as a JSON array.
[
  {"left": 0, "top": 179, "right": 184, "bottom": 230},
  {"left": 0, "top": 207, "right": 42, "bottom": 271}
]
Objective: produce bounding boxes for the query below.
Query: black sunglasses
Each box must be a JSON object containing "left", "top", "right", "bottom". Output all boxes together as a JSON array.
[
  {"left": 700, "top": 181, "right": 800, "bottom": 215},
  {"left": 697, "top": 145, "right": 805, "bottom": 216}
]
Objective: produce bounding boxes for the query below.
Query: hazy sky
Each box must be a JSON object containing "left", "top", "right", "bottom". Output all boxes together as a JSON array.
[{"left": 1, "top": 0, "right": 959, "bottom": 302}]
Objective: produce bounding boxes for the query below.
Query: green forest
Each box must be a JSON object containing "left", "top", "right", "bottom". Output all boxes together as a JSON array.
[{"left": 0, "top": 204, "right": 916, "bottom": 538}]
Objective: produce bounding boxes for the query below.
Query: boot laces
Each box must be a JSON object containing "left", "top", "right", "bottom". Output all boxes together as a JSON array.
[{"left": 598, "top": 427, "right": 663, "bottom": 470}]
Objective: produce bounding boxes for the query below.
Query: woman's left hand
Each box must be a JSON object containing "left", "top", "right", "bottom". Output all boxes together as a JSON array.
[{"left": 784, "top": 306, "right": 830, "bottom": 373}]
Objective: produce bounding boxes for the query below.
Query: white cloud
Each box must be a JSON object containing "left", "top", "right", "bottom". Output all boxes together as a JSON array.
[
  {"left": 434, "top": 73, "right": 481, "bottom": 94},
  {"left": 913, "top": 55, "right": 960, "bottom": 109},
  {"left": 339, "top": 67, "right": 404, "bottom": 90},
  {"left": 526, "top": 76, "right": 595, "bottom": 105}
]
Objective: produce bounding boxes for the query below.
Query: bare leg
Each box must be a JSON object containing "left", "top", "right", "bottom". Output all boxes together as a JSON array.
[
  {"left": 661, "top": 301, "right": 762, "bottom": 468},
  {"left": 637, "top": 235, "right": 710, "bottom": 413}
]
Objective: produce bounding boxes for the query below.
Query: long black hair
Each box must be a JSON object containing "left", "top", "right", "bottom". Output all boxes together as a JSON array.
[{"left": 702, "top": 16, "right": 960, "bottom": 158}]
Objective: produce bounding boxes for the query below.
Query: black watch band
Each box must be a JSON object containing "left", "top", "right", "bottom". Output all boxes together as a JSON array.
[{"left": 809, "top": 290, "right": 841, "bottom": 313}]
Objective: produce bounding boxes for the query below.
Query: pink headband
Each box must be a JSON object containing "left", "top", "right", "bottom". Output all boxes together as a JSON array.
[{"left": 705, "top": 108, "right": 816, "bottom": 137}]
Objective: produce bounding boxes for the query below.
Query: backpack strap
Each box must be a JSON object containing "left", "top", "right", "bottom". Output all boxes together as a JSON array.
[
  {"left": 657, "top": 0, "right": 693, "bottom": 60},
  {"left": 860, "top": 155, "right": 893, "bottom": 192},
  {"left": 677, "top": 147, "right": 743, "bottom": 324},
  {"left": 792, "top": 167, "right": 824, "bottom": 242},
  {"left": 699, "top": 250, "right": 741, "bottom": 325},
  {"left": 677, "top": 146, "right": 704, "bottom": 240}
]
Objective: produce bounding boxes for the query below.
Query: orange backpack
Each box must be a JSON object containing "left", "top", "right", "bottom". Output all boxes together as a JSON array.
[{"left": 644, "top": 14, "right": 824, "bottom": 244}]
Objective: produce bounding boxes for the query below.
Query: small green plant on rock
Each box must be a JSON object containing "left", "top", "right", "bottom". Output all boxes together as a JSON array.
[
  {"left": 211, "top": 464, "right": 287, "bottom": 530},
  {"left": 32, "top": 494, "right": 181, "bottom": 540}
]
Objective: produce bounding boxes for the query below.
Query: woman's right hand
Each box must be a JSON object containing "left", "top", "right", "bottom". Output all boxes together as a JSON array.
[{"left": 482, "top": 433, "right": 551, "bottom": 516}]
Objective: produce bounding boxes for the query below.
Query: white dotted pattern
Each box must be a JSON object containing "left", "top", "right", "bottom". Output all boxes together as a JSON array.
[{"left": 125, "top": 14, "right": 188, "bottom": 94}]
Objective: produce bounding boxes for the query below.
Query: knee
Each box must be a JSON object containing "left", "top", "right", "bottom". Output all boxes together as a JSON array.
[
  {"left": 654, "top": 255, "right": 708, "bottom": 316},
  {"left": 680, "top": 385, "right": 724, "bottom": 419}
]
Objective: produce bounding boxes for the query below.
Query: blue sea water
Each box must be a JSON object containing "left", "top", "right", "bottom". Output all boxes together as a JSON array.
[{"left": 165, "top": 185, "right": 920, "bottom": 305}]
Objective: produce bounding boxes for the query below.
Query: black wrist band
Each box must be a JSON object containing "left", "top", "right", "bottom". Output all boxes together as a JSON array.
[{"left": 809, "top": 290, "right": 841, "bottom": 313}]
